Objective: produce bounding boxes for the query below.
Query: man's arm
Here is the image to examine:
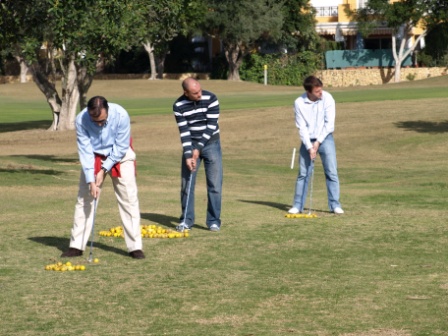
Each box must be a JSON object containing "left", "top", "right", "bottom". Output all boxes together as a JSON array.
[
  {"left": 76, "top": 116, "right": 96, "bottom": 184},
  {"left": 316, "top": 92, "right": 335, "bottom": 144},
  {"left": 197, "top": 93, "right": 219, "bottom": 150},
  {"left": 294, "top": 99, "right": 312, "bottom": 151},
  {"left": 102, "top": 108, "right": 131, "bottom": 171},
  {"left": 173, "top": 100, "right": 193, "bottom": 159}
]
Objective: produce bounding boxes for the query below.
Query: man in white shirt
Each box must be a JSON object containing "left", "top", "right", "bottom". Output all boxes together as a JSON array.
[{"left": 289, "top": 76, "right": 344, "bottom": 215}]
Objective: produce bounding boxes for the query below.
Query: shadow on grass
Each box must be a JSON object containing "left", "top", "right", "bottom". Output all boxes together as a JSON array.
[
  {"left": 141, "top": 213, "right": 179, "bottom": 229},
  {"left": 0, "top": 167, "right": 64, "bottom": 175},
  {"left": 0, "top": 120, "right": 50, "bottom": 133},
  {"left": 239, "top": 199, "right": 332, "bottom": 214},
  {"left": 394, "top": 120, "right": 448, "bottom": 133},
  {"left": 140, "top": 212, "right": 210, "bottom": 231},
  {"left": 11, "top": 154, "right": 79, "bottom": 164},
  {"left": 28, "top": 236, "right": 129, "bottom": 257},
  {"left": 239, "top": 199, "right": 290, "bottom": 211}
]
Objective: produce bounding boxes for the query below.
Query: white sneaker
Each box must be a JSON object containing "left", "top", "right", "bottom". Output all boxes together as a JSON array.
[
  {"left": 288, "top": 207, "right": 300, "bottom": 214},
  {"left": 333, "top": 207, "right": 344, "bottom": 214},
  {"left": 209, "top": 224, "right": 220, "bottom": 232},
  {"left": 176, "top": 223, "right": 191, "bottom": 232}
]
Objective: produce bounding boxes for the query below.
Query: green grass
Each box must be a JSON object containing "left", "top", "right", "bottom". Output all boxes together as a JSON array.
[
  {"left": 0, "top": 76, "right": 448, "bottom": 335},
  {"left": 1, "top": 76, "right": 447, "bottom": 125}
]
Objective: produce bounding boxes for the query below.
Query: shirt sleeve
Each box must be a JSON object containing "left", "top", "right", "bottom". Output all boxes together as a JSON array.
[
  {"left": 316, "top": 93, "right": 335, "bottom": 144},
  {"left": 76, "top": 115, "right": 96, "bottom": 184},
  {"left": 294, "top": 99, "right": 313, "bottom": 151},
  {"left": 197, "top": 94, "right": 219, "bottom": 150},
  {"left": 101, "top": 109, "right": 131, "bottom": 171},
  {"left": 173, "top": 102, "right": 193, "bottom": 159}
]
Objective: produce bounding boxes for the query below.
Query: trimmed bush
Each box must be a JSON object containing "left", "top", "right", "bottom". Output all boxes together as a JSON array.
[{"left": 240, "top": 52, "right": 322, "bottom": 86}]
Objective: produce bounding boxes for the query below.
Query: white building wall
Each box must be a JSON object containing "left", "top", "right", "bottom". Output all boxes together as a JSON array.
[
  {"left": 357, "top": 0, "right": 368, "bottom": 8},
  {"left": 310, "top": 0, "right": 343, "bottom": 6},
  {"left": 310, "top": 0, "right": 369, "bottom": 8}
]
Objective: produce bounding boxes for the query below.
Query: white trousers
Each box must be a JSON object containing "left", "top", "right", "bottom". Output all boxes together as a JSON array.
[{"left": 69, "top": 148, "right": 142, "bottom": 252}]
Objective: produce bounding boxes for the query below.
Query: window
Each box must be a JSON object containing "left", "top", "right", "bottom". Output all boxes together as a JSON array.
[{"left": 364, "top": 38, "right": 392, "bottom": 50}]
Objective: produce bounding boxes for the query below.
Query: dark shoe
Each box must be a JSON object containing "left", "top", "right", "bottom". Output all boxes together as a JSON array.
[
  {"left": 61, "top": 248, "right": 83, "bottom": 258},
  {"left": 129, "top": 250, "right": 145, "bottom": 259}
]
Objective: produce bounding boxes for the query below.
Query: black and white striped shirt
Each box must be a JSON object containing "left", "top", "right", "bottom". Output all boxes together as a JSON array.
[{"left": 173, "top": 90, "right": 220, "bottom": 158}]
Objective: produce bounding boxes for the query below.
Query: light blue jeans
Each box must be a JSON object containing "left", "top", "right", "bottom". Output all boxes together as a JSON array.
[
  {"left": 180, "top": 138, "right": 223, "bottom": 228},
  {"left": 292, "top": 133, "right": 341, "bottom": 212}
]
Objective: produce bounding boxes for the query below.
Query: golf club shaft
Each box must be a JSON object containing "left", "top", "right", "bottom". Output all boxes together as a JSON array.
[
  {"left": 308, "top": 160, "right": 315, "bottom": 215},
  {"left": 290, "top": 148, "right": 296, "bottom": 169},
  {"left": 184, "top": 169, "right": 194, "bottom": 218},
  {"left": 88, "top": 198, "right": 97, "bottom": 262}
]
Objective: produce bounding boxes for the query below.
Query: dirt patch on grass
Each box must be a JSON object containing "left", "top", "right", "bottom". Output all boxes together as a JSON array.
[
  {"left": 342, "top": 329, "right": 411, "bottom": 336},
  {"left": 439, "top": 283, "right": 448, "bottom": 290}
]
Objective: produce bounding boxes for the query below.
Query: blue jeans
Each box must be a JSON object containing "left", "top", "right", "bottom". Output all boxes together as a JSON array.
[
  {"left": 292, "top": 133, "right": 341, "bottom": 212},
  {"left": 180, "top": 138, "right": 223, "bottom": 228}
]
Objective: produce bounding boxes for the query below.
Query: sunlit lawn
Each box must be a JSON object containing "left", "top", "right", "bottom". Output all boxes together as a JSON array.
[{"left": 0, "top": 77, "right": 447, "bottom": 336}]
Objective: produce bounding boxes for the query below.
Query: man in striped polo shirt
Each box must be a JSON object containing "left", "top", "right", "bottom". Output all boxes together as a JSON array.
[{"left": 173, "top": 78, "right": 223, "bottom": 232}]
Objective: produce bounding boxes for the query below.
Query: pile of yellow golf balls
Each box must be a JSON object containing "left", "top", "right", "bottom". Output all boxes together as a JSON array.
[
  {"left": 44, "top": 261, "right": 86, "bottom": 272},
  {"left": 285, "top": 213, "right": 318, "bottom": 218},
  {"left": 99, "top": 226, "right": 124, "bottom": 238},
  {"left": 99, "top": 225, "right": 190, "bottom": 239}
]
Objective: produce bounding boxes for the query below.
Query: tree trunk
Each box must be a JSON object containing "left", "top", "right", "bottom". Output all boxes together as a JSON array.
[
  {"left": 392, "top": 35, "right": 403, "bottom": 83},
  {"left": 58, "top": 58, "right": 79, "bottom": 131},
  {"left": 28, "top": 63, "right": 62, "bottom": 131},
  {"left": 155, "top": 52, "right": 167, "bottom": 79},
  {"left": 27, "top": 50, "right": 80, "bottom": 131},
  {"left": 392, "top": 24, "right": 427, "bottom": 83},
  {"left": 14, "top": 56, "right": 29, "bottom": 83},
  {"left": 143, "top": 41, "right": 157, "bottom": 80},
  {"left": 77, "top": 65, "right": 94, "bottom": 110},
  {"left": 224, "top": 42, "right": 243, "bottom": 81}
]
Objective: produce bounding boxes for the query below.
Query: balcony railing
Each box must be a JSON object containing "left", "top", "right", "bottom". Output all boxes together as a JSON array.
[{"left": 315, "top": 6, "right": 338, "bottom": 17}]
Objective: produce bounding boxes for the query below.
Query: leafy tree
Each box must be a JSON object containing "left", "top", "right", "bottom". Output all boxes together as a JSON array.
[
  {"left": 0, "top": 0, "right": 134, "bottom": 131},
  {"left": 348, "top": 0, "right": 448, "bottom": 82},
  {"left": 0, "top": 0, "right": 30, "bottom": 82},
  {"left": 419, "top": 22, "right": 448, "bottom": 66},
  {"left": 131, "top": 0, "right": 207, "bottom": 80},
  {"left": 203, "top": 0, "right": 284, "bottom": 81},
  {"left": 276, "top": 0, "right": 320, "bottom": 53}
]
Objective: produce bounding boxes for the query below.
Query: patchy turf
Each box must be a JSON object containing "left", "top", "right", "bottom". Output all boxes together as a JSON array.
[{"left": 0, "top": 77, "right": 447, "bottom": 336}]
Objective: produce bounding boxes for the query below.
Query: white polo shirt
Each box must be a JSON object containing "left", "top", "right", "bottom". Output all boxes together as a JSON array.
[{"left": 294, "top": 90, "right": 336, "bottom": 150}]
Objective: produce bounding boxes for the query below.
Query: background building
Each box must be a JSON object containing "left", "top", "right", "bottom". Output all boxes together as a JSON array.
[{"left": 311, "top": 0, "right": 425, "bottom": 50}]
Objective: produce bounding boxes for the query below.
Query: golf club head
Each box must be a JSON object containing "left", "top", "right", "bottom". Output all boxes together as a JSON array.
[{"left": 88, "top": 253, "right": 93, "bottom": 263}]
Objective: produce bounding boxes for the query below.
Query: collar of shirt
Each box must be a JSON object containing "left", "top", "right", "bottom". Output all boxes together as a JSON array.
[
  {"left": 78, "top": 104, "right": 127, "bottom": 156},
  {"left": 303, "top": 95, "right": 321, "bottom": 104}
]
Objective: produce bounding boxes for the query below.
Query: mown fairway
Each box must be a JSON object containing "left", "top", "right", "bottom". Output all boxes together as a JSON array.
[{"left": 0, "top": 77, "right": 447, "bottom": 336}]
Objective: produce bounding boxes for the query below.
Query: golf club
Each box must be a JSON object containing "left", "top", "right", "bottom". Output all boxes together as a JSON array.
[
  {"left": 290, "top": 147, "right": 296, "bottom": 169},
  {"left": 183, "top": 168, "right": 194, "bottom": 221},
  {"left": 307, "top": 159, "right": 315, "bottom": 215},
  {"left": 88, "top": 197, "right": 97, "bottom": 263}
]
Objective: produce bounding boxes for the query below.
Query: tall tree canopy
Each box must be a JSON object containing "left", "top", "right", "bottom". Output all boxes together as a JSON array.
[
  {"left": 277, "top": 0, "right": 320, "bottom": 53},
  {"left": 0, "top": 0, "right": 134, "bottom": 131},
  {"left": 349, "top": 0, "right": 448, "bottom": 82},
  {"left": 130, "top": 0, "right": 206, "bottom": 80},
  {"left": 203, "top": 0, "right": 284, "bottom": 81}
]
